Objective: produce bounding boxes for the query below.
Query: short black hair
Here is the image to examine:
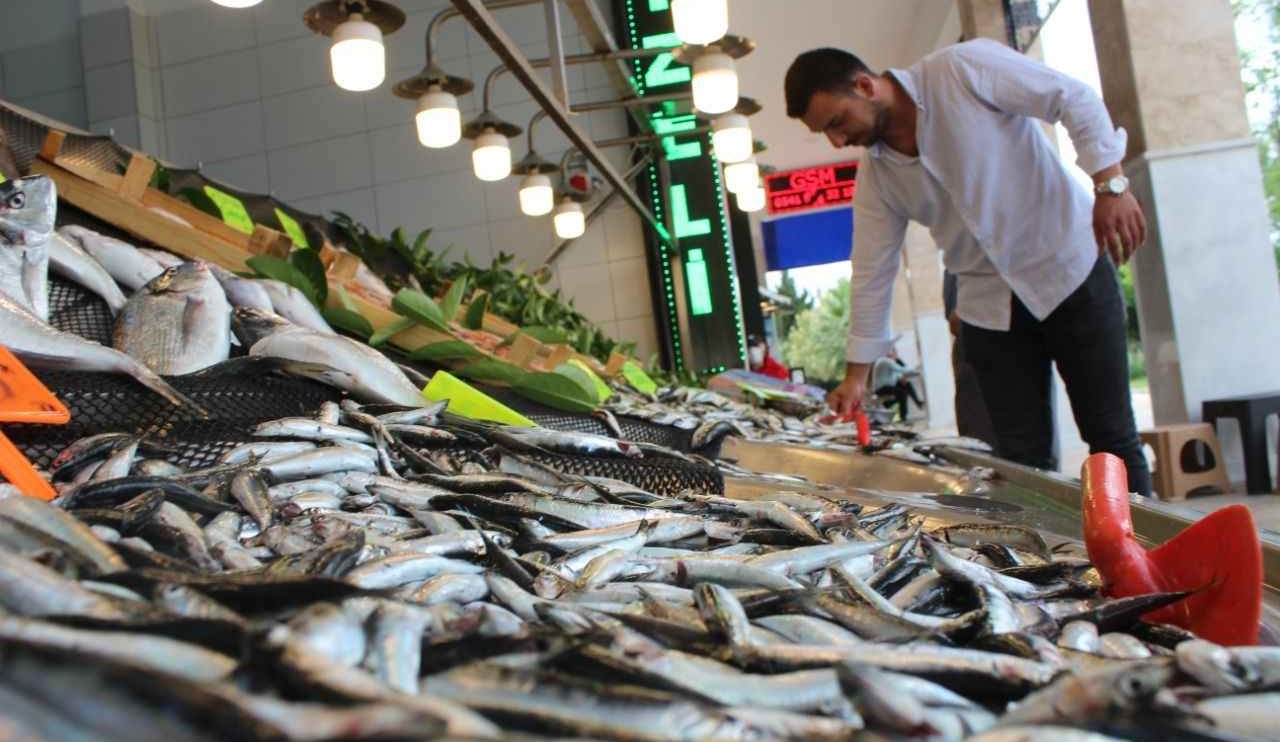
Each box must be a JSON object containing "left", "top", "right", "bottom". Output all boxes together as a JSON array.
[{"left": 784, "top": 48, "right": 875, "bottom": 118}]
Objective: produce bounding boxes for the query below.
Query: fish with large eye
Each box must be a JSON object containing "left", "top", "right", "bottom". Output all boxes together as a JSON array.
[
  {"left": 0, "top": 175, "right": 55, "bottom": 246},
  {"left": 0, "top": 175, "right": 56, "bottom": 319}
]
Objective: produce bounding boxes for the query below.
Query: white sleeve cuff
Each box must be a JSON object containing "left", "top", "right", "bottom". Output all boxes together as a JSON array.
[{"left": 847, "top": 335, "right": 897, "bottom": 365}]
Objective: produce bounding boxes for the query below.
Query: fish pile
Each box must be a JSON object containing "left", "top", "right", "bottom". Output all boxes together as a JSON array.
[
  {"left": 0, "top": 400, "right": 1275, "bottom": 741},
  {"left": 0, "top": 174, "right": 427, "bottom": 411}
]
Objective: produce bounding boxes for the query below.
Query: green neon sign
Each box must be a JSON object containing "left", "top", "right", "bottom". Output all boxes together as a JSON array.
[
  {"left": 203, "top": 185, "right": 253, "bottom": 234},
  {"left": 669, "top": 184, "right": 710, "bottom": 238},
  {"left": 685, "top": 248, "right": 713, "bottom": 315},
  {"left": 651, "top": 112, "right": 701, "bottom": 161},
  {"left": 647, "top": 0, "right": 669, "bottom": 10},
  {"left": 640, "top": 32, "right": 690, "bottom": 88},
  {"left": 274, "top": 207, "right": 310, "bottom": 248}
]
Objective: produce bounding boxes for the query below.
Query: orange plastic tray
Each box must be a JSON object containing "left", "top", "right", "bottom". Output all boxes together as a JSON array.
[{"left": 0, "top": 346, "right": 69, "bottom": 500}]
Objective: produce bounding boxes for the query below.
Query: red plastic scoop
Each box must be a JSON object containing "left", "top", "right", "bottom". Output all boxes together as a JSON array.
[{"left": 1081, "top": 452, "right": 1262, "bottom": 645}]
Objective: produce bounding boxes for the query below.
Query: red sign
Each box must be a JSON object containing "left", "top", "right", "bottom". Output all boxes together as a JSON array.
[{"left": 764, "top": 161, "right": 858, "bottom": 215}]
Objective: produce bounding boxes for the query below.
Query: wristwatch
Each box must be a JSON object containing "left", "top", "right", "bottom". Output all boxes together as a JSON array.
[{"left": 1095, "top": 175, "right": 1129, "bottom": 196}]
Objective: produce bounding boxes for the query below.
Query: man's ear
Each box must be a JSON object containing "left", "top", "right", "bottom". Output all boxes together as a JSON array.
[{"left": 851, "top": 72, "right": 876, "bottom": 99}]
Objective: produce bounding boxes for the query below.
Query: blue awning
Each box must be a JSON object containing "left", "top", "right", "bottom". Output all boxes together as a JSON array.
[{"left": 761, "top": 207, "right": 852, "bottom": 271}]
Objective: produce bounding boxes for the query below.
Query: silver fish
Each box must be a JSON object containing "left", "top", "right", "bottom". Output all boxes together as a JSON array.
[
  {"left": 0, "top": 175, "right": 55, "bottom": 246},
  {"left": 0, "top": 233, "right": 48, "bottom": 319},
  {"left": 114, "top": 261, "right": 231, "bottom": 375},
  {"left": 0, "top": 290, "right": 199, "bottom": 411},
  {"left": 208, "top": 262, "right": 274, "bottom": 312},
  {"left": 58, "top": 225, "right": 164, "bottom": 291},
  {"left": 45, "top": 231, "right": 127, "bottom": 314},
  {"left": 241, "top": 309, "right": 423, "bottom": 406},
  {"left": 257, "top": 277, "right": 334, "bottom": 334}
]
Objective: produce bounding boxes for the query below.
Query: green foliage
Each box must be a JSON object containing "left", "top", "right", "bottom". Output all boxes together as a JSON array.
[
  {"left": 1116, "top": 263, "right": 1140, "bottom": 342},
  {"left": 327, "top": 213, "right": 630, "bottom": 363},
  {"left": 439, "top": 276, "right": 469, "bottom": 324},
  {"left": 391, "top": 289, "right": 452, "bottom": 334},
  {"left": 368, "top": 318, "right": 416, "bottom": 348},
  {"left": 781, "top": 278, "right": 851, "bottom": 385},
  {"left": 774, "top": 270, "right": 814, "bottom": 338},
  {"left": 407, "top": 340, "right": 484, "bottom": 362},
  {"left": 462, "top": 293, "right": 488, "bottom": 331},
  {"left": 456, "top": 359, "right": 528, "bottom": 385},
  {"left": 512, "top": 371, "right": 599, "bottom": 413},
  {"left": 246, "top": 254, "right": 324, "bottom": 307}
]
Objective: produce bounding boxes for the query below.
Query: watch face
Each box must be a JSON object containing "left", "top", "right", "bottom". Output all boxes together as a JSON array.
[{"left": 1108, "top": 176, "right": 1127, "bottom": 194}]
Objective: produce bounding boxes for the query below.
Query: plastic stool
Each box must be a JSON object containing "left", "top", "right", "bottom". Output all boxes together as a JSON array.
[
  {"left": 1202, "top": 392, "right": 1280, "bottom": 494},
  {"left": 1139, "top": 423, "right": 1231, "bottom": 501}
]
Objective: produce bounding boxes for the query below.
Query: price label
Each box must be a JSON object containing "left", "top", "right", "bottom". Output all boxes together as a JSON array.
[
  {"left": 203, "top": 185, "right": 254, "bottom": 234},
  {"left": 620, "top": 361, "right": 658, "bottom": 395},
  {"left": 275, "top": 207, "right": 310, "bottom": 248},
  {"left": 568, "top": 358, "right": 612, "bottom": 401}
]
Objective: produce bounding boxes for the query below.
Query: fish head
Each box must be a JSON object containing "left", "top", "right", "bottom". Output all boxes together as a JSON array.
[
  {"left": 233, "top": 306, "right": 293, "bottom": 346},
  {"left": 141, "top": 260, "right": 211, "bottom": 294},
  {"left": 0, "top": 175, "right": 56, "bottom": 245},
  {"left": 1106, "top": 661, "right": 1177, "bottom": 707}
]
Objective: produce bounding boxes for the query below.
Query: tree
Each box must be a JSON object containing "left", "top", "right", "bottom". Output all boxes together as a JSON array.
[
  {"left": 1234, "top": 0, "right": 1280, "bottom": 278},
  {"left": 773, "top": 270, "right": 813, "bottom": 338},
  {"left": 781, "top": 278, "right": 850, "bottom": 384}
]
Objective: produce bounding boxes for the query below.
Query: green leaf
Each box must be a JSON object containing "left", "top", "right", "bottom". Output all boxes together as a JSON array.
[
  {"left": 289, "top": 248, "right": 328, "bottom": 305},
  {"left": 368, "top": 317, "right": 417, "bottom": 348},
  {"left": 439, "top": 275, "right": 469, "bottom": 324},
  {"left": 455, "top": 359, "right": 529, "bottom": 386},
  {"left": 246, "top": 254, "right": 322, "bottom": 307},
  {"left": 392, "top": 289, "right": 452, "bottom": 334},
  {"left": 322, "top": 306, "right": 373, "bottom": 339},
  {"left": 463, "top": 293, "right": 488, "bottom": 330},
  {"left": 552, "top": 362, "right": 603, "bottom": 403},
  {"left": 407, "top": 340, "right": 484, "bottom": 363},
  {"left": 512, "top": 371, "right": 599, "bottom": 413},
  {"left": 517, "top": 325, "right": 571, "bottom": 345}
]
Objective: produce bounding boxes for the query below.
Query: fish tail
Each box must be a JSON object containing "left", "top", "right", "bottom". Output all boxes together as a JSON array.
[{"left": 135, "top": 368, "right": 207, "bottom": 416}]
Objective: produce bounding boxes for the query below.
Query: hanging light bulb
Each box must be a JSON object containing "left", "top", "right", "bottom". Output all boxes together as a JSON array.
[
  {"left": 736, "top": 184, "right": 765, "bottom": 212},
  {"left": 415, "top": 85, "right": 461, "bottom": 148},
  {"left": 671, "top": 0, "right": 728, "bottom": 45},
  {"left": 711, "top": 113, "right": 752, "bottom": 163},
  {"left": 553, "top": 198, "right": 586, "bottom": 239},
  {"left": 472, "top": 128, "right": 512, "bottom": 181},
  {"left": 519, "top": 174, "right": 555, "bottom": 216},
  {"left": 723, "top": 158, "right": 759, "bottom": 194},
  {"left": 211, "top": 0, "right": 262, "bottom": 7},
  {"left": 330, "top": 13, "right": 385, "bottom": 91},
  {"left": 692, "top": 51, "right": 738, "bottom": 114}
]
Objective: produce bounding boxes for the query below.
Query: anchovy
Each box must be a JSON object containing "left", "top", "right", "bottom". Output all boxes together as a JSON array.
[
  {"left": 229, "top": 469, "right": 274, "bottom": 531},
  {"left": 254, "top": 417, "right": 374, "bottom": 444}
]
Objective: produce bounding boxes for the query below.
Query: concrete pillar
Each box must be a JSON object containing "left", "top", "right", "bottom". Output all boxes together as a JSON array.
[
  {"left": 958, "top": 0, "right": 1010, "bottom": 43},
  {"left": 1089, "top": 0, "right": 1280, "bottom": 443}
]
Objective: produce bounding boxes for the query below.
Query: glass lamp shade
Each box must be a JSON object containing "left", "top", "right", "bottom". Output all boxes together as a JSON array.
[
  {"left": 519, "top": 174, "right": 555, "bottom": 216},
  {"left": 723, "top": 159, "right": 759, "bottom": 194},
  {"left": 711, "top": 113, "right": 752, "bottom": 163},
  {"left": 472, "top": 129, "right": 512, "bottom": 181},
  {"left": 736, "top": 184, "right": 765, "bottom": 212},
  {"left": 330, "top": 15, "right": 385, "bottom": 92},
  {"left": 210, "top": 0, "right": 262, "bottom": 7},
  {"left": 671, "top": 0, "right": 728, "bottom": 45},
  {"left": 415, "top": 87, "right": 461, "bottom": 148},
  {"left": 553, "top": 199, "right": 586, "bottom": 239},
  {"left": 691, "top": 51, "right": 738, "bottom": 115}
]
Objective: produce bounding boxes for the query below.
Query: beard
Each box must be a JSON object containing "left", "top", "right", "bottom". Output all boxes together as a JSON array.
[{"left": 857, "top": 99, "right": 890, "bottom": 147}]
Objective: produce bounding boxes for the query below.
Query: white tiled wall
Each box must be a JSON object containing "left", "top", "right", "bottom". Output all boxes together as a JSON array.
[{"left": 0, "top": 0, "right": 658, "bottom": 360}]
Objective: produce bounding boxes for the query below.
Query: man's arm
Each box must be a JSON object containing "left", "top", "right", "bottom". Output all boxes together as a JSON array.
[
  {"left": 949, "top": 39, "right": 1146, "bottom": 262},
  {"left": 827, "top": 169, "right": 907, "bottom": 417}
]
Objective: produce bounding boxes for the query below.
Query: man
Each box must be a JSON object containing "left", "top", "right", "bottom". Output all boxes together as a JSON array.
[
  {"left": 785, "top": 40, "right": 1152, "bottom": 496},
  {"left": 747, "top": 333, "right": 790, "bottom": 380}
]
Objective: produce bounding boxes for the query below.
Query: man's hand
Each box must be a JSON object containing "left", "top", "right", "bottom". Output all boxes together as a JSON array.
[
  {"left": 827, "top": 363, "right": 870, "bottom": 419},
  {"left": 1092, "top": 165, "right": 1147, "bottom": 264}
]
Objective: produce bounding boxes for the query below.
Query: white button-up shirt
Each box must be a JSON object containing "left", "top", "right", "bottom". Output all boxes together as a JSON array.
[{"left": 845, "top": 38, "right": 1127, "bottom": 364}]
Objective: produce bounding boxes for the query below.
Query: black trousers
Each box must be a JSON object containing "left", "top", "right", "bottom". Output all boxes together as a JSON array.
[{"left": 960, "top": 256, "right": 1152, "bottom": 497}]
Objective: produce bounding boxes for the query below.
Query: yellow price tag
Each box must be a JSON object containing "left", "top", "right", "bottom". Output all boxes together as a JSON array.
[
  {"left": 568, "top": 358, "right": 612, "bottom": 401},
  {"left": 0, "top": 172, "right": 6, "bottom": 183},
  {"left": 203, "top": 185, "right": 254, "bottom": 234},
  {"left": 621, "top": 361, "right": 658, "bottom": 395},
  {"left": 423, "top": 371, "right": 535, "bottom": 426},
  {"left": 274, "top": 207, "right": 310, "bottom": 248}
]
